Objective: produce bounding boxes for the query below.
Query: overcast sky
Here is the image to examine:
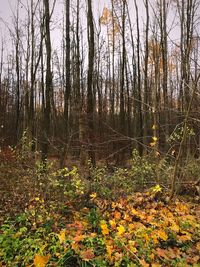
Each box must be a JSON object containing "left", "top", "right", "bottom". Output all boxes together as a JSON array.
[
  {"left": 0, "top": 0, "right": 149, "bottom": 45},
  {"left": 0, "top": 0, "right": 181, "bottom": 57}
]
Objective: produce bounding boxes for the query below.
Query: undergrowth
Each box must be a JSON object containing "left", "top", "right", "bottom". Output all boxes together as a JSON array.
[{"left": 0, "top": 147, "right": 200, "bottom": 266}]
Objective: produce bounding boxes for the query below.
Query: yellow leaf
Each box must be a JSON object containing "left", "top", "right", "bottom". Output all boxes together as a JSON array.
[
  {"left": 128, "top": 240, "right": 137, "bottom": 253},
  {"left": 109, "top": 219, "right": 116, "bottom": 229},
  {"left": 100, "top": 221, "right": 109, "bottom": 235},
  {"left": 152, "top": 136, "right": 158, "bottom": 142},
  {"left": 131, "top": 208, "right": 138, "bottom": 216},
  {"left": 128, "top": 240, "right": 136, "bottom": 246},
  {"left": 33, "top": 254, "right": 51, "bottom": 267},
  {"left": 128, "top": 223, "right": 135, "bottom": 232},
  {"left": 106, "top": 244, "right": 113, "bottom": 259},
  {"left": 151, "top": 231, "right": 159, "bottom": 244},
  {"left": 150, "top": 142, "right": 156, "bottom": 147},
  {"left": 143, "top": 233, "right": 150, "bottom": 243},
  {"left": 157, "top": 230, "right": 168, "bottom": 241},
  {"left": 151, "top": 184, "right": 162, "bottom": 193},
  {"left": 170, "top": 223, "right": 180, "bottom": 232},
  {"left": 90, "top": 192, "right": 97, "bottom": 199},
  {"left": 175, "top": 203, "right": 189, "bottom": 214},
  {"left": 152, "top": 124, "right": 156, "bottom": 130},
  {"left": 58, "top": 229, "right": 66, "bottom": 243},
  {"left": 117, "top": 225, "right": 125, "bottom": 236}
]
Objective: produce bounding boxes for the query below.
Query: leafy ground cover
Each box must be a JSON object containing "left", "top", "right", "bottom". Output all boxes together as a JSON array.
[
  {"left": 0, "top": 149, "right": 200, "bottom": 266},
  {"left": 0, "top": 188, "right": 200, "bottom": 266}
]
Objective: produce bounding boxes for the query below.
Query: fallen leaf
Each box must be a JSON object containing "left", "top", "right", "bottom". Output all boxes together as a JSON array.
[
  {"left": 156, "top": 230, "right": 168, "bottom": 241},
  {"left": 117, "top": 225, "right": 125, "bottom": 236},
  {"left": 106, "top": 244, "right": 114, "bottom": 259},
  {"left": 177, "top": 233, "right": 192, "bottom": 242},
  {"left": 73, "top": 234, "right": 86, "bottom": 242},
  {"left": 114, "top": 211, "right": 121, "bottom": 220},
  {"left": 156, "top": 248, "right": 169, "bottom": 259},
  {"left": 140, "top": 259, "right": 149, "bottom": 267},
  {"left": 80, "top": 249, "right": 95, "bottom": 261},
  {"left": 109, "top": 219, "right": 117, "bottom": 229},
  {"left": 169, "top": 223, "right": 180, "bottom": 232},
  {"left": 58, "top": 229, "right": 66, "bottom": 243},
  {"left": 100, "top": 221, "right": 110, "bottom": 235},
  {"left": 90, "top": 192, "right": 97, "bottom": 199},
  {"left": 33, "top": 254, "right": 51, "bottom": 267}
]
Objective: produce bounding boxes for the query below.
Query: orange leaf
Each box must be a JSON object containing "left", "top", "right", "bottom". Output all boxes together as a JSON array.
[
  {"left": 177, "top": 234, "right": 192, "bottom": 242},
  {"left": 140, "top": 259, "right": 150, "bottom": 267},
  {"left": 156, "top": 248, "right": 169, "bottom": 259},
  {"left": 73, "top": 234, "right": 86, "bottom": 242},
  {"left": 167, "top": 248, "right": 179, "bottom": 259},
  {"left": 113, "top": 211, "right": 121, "bottom": 220},
  {"left": 109, "top": 219, "right": 117, "bottom": 229},
  {"left": 80, "top": 249, "right": 95, "bottom": 261},
  {"left": 106, "top": 244, "right": 114, "bottom": 259},
  {"left": 33, "top": 254, "right": 51, "bottom": 267},
  {"left": 124, "top": 213, "right": 132, "bottom": 222}
]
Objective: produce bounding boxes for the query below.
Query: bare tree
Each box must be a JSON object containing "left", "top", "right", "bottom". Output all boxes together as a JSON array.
[
  {"left": 42, "top": 0, "right": 53, "bottom": 163},
  {"left": 87, "top": 0, "right": 95, "bottom": 166}
]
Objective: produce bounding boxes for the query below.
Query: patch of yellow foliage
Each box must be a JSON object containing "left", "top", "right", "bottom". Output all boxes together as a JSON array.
[
  {"left": 33, "top": 254, "right": 51, "bottom": 267},
  {"left": 100, "top": 220, "right": 110, "bottom": 235}
]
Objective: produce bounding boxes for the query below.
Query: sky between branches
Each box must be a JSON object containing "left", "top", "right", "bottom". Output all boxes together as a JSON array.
[{"left": 0, "top": 0, "right": 181, "bottom": 60}]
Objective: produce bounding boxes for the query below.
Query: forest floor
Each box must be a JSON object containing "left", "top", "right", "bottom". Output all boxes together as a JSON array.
[{"left": 0, "top": 151, "right": 200, "bottom": 267}]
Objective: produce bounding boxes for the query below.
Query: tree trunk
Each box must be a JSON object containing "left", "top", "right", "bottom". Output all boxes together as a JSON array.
[
  {"left": 87, "top": 0, "right": 95, "bottom": 166},
  {"left": 41, "top": 0, "right": 52, "bottom": 164}
]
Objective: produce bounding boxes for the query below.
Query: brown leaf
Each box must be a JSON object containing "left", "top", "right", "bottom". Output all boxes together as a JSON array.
[
  {"left": 186, "top": 255, "right": 200, "bottom": 264},
  {"left": 156, "top": 248, "right": 169, "bottom": 260},
  {"left": 80, "top": 249, "right": 95, "bottom": 261}
]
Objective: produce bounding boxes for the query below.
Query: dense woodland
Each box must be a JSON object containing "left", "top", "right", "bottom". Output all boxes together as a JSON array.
[
  {"left": 0, "top": 0, "right": 200, "bottom": 266},
  {"left": 0, "top": 0, "right": 199, "bottom": 164}
]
